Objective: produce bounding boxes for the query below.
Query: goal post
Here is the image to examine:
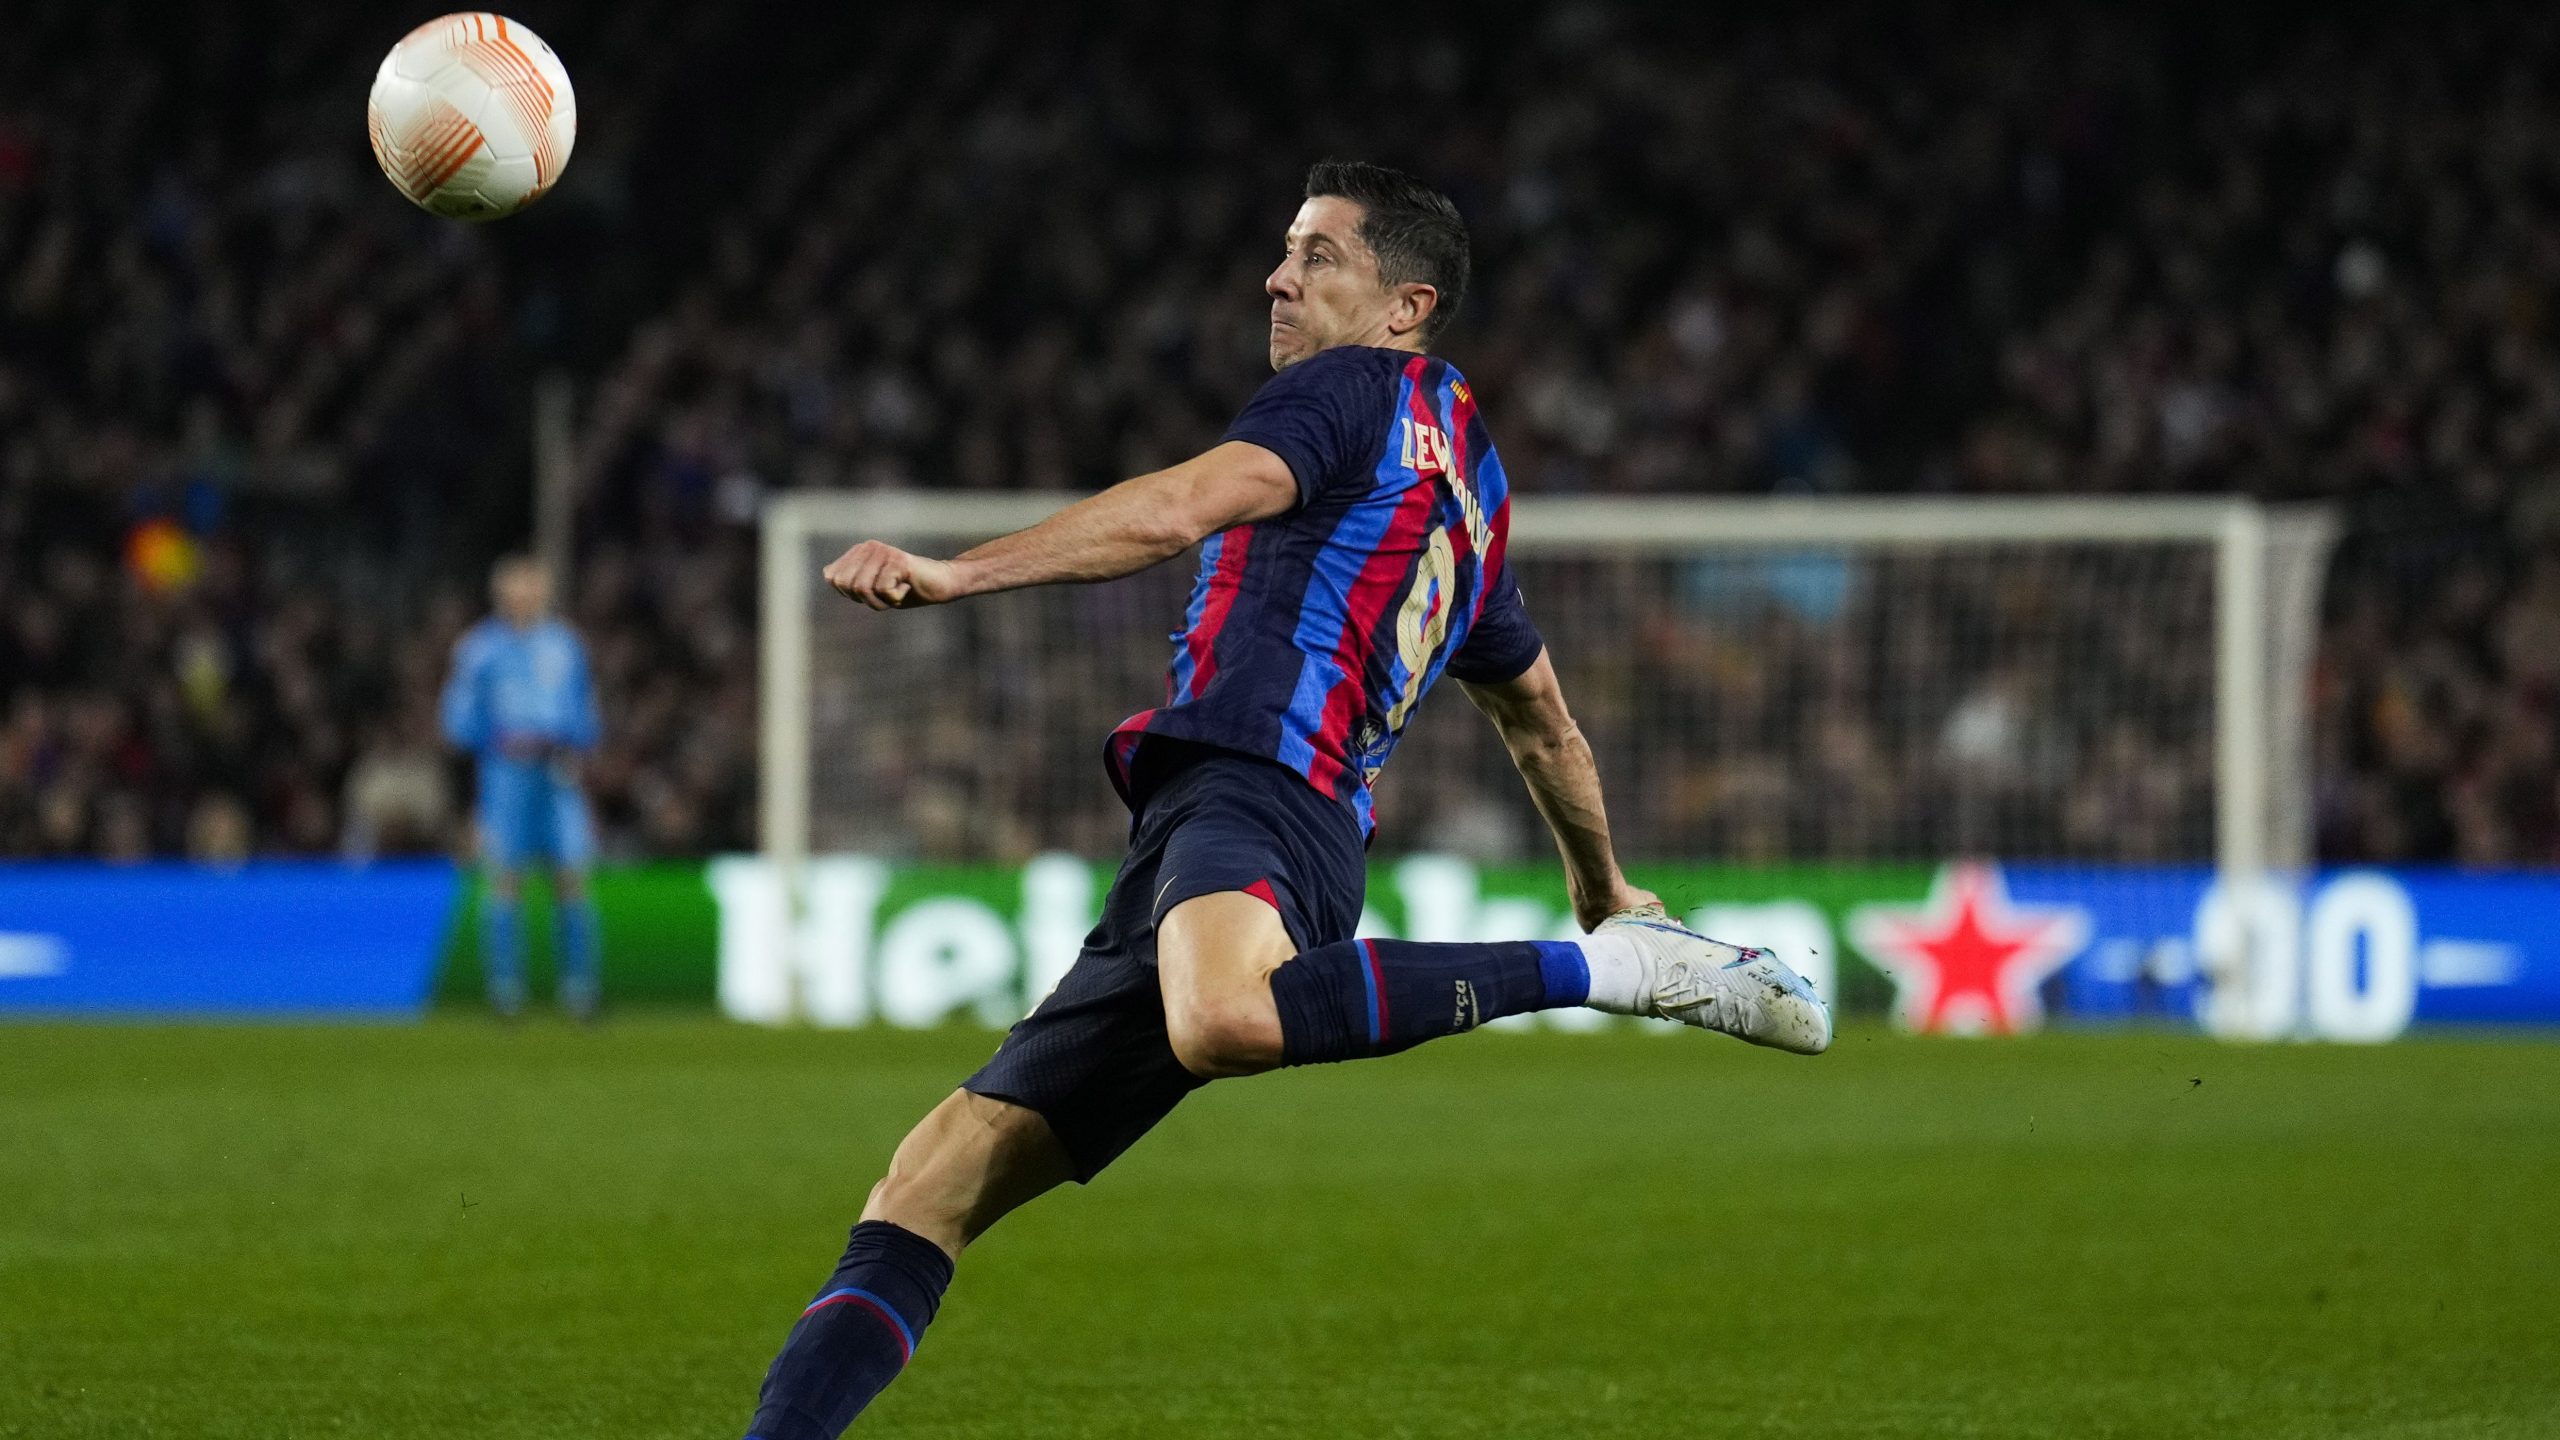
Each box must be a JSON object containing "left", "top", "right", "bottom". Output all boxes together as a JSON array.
[{"left": 761, "top": 492, "right": 2336, "bottom": 1033}]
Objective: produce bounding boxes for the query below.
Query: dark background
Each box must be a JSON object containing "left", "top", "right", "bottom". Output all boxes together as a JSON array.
[{"left": 3, "top": 1, "right": 2554, "bottom": 863}]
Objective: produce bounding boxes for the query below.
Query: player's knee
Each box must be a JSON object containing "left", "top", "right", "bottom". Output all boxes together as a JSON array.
[
  {"left": 1164, "top": 989, "right": 1282, "bottom": 1078},
  {"left": 1156, "top": 897, "right": 1292, "bottom": 1078}
]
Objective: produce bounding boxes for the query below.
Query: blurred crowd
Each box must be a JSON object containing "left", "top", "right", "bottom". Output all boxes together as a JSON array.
[
  {"left": 0, "top": 1, "right": 758, "bottom": 860},
  {"left": 4, "top": 2, "right": 2556, "bottom": 864}
]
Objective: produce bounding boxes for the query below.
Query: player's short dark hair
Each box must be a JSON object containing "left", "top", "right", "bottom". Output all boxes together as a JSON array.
[{"left": 1304, "top": 160, "right": 1470, "bottom": 345}]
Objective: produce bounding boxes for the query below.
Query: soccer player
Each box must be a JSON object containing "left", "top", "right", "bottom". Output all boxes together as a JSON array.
[
  {"left": 744, "top": 162, "right": 1829, "bottom": 1438},
  {"left": 439, "top": 555, "right": 604, "bottom": 1021}
]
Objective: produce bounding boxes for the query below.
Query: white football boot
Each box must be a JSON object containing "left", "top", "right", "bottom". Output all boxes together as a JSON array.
[{"left": 1598, "top": 907, "right": 1833, "bottom": 1055}]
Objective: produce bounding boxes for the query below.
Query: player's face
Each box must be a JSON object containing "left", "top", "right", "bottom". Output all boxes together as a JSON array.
[
  {"left": 1265, "top": 196, "right": 1399, "bottom": 369},
  {"left": 495, "top": 566, "right": 548, "bottom": 624}
]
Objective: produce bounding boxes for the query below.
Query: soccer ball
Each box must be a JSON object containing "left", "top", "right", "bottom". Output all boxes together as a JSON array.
[{"left": 367, "top": 13, "right": 576, "bottom": 221}]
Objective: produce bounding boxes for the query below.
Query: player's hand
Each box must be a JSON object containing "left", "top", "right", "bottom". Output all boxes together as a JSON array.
[
  {"left": 498, "top": 734, "right": 552, "bottom": 762},
  {"left": 1581, "top": 883, "right": 1665, "bottom": 932},
  {"left": 822, "top": 541, "right": 964, "bottom": 610}
]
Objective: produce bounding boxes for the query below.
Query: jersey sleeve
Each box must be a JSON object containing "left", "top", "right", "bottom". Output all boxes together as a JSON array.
[
  {"left": 1445, "top": 560, "right": 1545, "bottom": 685},
  {"left": 439, "top": 632, "right": 489, "bottom": 752},
  {"left": 562, "top": 633, "right": 602, "bottom": 751},
  {"left": 1220, "top": 349, "right": 1391, "bottom": 507}
]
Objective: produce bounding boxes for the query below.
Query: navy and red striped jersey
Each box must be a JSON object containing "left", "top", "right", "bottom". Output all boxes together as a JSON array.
[{"left": 1106, "top": 345, "right": 1543, "bottom": 838}]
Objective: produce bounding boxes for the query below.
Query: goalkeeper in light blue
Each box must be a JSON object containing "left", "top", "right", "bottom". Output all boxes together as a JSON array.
[{"left": 440, "top": 555, "right": 604, "bottom": 1020}]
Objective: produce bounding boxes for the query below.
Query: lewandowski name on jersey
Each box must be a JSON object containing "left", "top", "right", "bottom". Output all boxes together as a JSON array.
[{"left": 1106, "top": 346, "right": 1544, "bottom": 836}]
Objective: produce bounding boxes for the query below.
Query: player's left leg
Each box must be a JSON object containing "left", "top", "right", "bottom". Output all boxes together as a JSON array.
[
  {"left": 745, "top": 779, "right": 1215, "bottom": 1440},
  {"left": 547, "top": 778, "right": 601, "bottom": 1021},
  {"left": 746, "top": 1091, "right": 1070, "bottom": 1440},
  {"left": 550, "top": 866, "right": 600, "bottom": 1021}
]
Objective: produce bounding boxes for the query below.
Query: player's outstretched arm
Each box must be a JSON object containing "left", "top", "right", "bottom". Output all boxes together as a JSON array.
[
  {"left": 1460, "top": 649, "right": 1661, "bottom": 930},
  {"left": 823, "top": 442, "right": 1298, "bottom": 609},
  {"left": 438, "top": 633, "right": 488, "bottom": 753}
]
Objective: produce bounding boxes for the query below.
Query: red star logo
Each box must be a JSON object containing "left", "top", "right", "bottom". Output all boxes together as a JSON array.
[{"left": 1849, "top": 863, "right": 2090, "bottom": 1035}]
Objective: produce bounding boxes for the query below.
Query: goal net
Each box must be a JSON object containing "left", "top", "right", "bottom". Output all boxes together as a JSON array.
[{"left": 759, "top": 493, "right": 2335, "bottom": 1032}]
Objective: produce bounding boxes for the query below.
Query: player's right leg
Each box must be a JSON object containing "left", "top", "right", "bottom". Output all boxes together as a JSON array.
[
  {"left": 481, "top": 868, "right": 527, "bottom": 1017},
  {"left": 1286, "top": 907, "right": 1831, "bottom": 1061},
  {"left": 1144, "top": 757, "right": 1830, "bottom": 1074},
  {"left": 475, "top": 762, "right": 531, "bottom": 1017},
  {"left": 1161, "top": 893, "right": 1829, "bottom": 1072}
]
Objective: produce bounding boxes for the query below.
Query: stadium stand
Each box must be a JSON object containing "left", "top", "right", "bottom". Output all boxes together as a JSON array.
[{"left": 3, "top": 2, "right": 2556, "bottom": 863}]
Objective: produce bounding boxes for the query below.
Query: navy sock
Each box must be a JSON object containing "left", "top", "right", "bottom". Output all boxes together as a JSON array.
[
  {"left": 746, "top": 1221, "right": 955, "bottom": 1440},
  {"left": 1267, "top": 937, "right": 1590, "bottom": 1065}
]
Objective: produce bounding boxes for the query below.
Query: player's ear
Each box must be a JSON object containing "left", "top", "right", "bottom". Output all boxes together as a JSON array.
[{"left": 1390, "top": 281, "right": 1440, "bottom": 340}]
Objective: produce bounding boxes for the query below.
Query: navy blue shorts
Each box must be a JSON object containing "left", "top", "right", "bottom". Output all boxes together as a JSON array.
[{"left": 963, "top": 741, "right": 1365, "bottom": 1182}]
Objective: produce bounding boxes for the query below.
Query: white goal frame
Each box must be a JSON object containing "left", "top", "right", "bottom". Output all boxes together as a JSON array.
[{"left": 763, "top": 493, "right": 2337, "bottom": 1005}]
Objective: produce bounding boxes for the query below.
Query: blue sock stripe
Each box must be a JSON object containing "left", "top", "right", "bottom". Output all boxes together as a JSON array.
[
  {"left": 1357, "top": 939, "right": 1386, "bottom": 1044},
  {"left": 1533, "top": 940, "right": 1590, "bottom": 1007},
  {"left": 801, "top": 1287, "right": 917, "bottom": 1362}
]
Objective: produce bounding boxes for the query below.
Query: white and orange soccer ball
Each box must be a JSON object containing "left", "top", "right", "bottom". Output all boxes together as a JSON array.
[{"left": 367, "top": 13, "right": 576, "bottom": 221}]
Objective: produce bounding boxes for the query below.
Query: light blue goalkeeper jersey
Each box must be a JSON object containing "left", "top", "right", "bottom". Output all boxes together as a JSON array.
[{"left": 439, "top": 617, "right": 600, "bottom": 757}]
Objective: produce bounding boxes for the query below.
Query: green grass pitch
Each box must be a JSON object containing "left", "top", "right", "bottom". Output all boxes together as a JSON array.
[{"left": 5, "top": 1017, "right": 2556, "bottom": 1438}]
